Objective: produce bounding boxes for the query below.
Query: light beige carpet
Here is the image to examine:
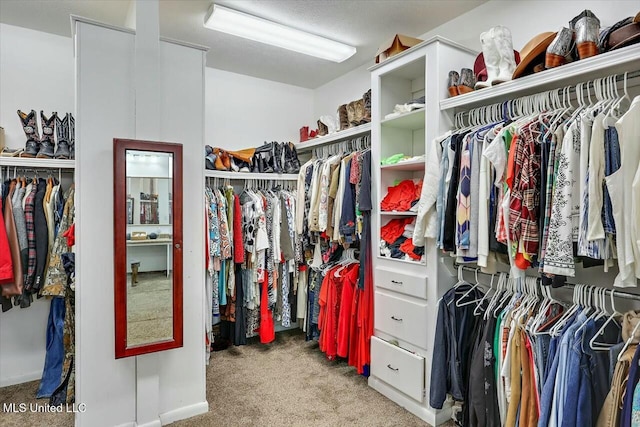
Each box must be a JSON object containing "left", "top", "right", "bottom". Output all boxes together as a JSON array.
[{"left": 0, "top": 330, "right": 448, "bottom": 427}]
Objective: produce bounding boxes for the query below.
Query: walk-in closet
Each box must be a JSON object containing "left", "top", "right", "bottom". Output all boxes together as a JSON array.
[{"left": 1, "top": 1, "right": 640, "bottom": 427}]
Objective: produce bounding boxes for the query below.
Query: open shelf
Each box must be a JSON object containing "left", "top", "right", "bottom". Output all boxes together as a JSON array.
[
  {"left": 0, "top": 157, "right": 75, "bottom": 169},
  {"left": 204, "top": 170, "right": 298, "bottom": 180},
  {"left": 294, "top": 123, "right": 371, "bottom": 153},
  {"left": 440, "top": 43, "right": 640, "bottom": 112},
  {"left": 380, "top": 158, "right": 425, "bottom": 171},
  {"left": 381, "top": 109, "right": 425, "bottom": 130}
]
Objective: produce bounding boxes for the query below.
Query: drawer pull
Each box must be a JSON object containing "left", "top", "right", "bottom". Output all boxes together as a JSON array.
[
  {"left": 387, "top": 364, "right": 399, "bottom": 372},
  {"left": 390, "top": 280, "right": 403, "bottom": 285},
  {"left": 391, "top": 316, "right": 403, "bottom": 322}
]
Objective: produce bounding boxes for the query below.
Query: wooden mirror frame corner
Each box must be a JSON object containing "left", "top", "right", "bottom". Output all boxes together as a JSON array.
[{"left": 113, "top": 138, "right": 183, "bottom": 359}]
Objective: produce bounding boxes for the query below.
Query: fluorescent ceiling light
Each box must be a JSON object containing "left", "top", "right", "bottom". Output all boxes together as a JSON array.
[{"left": 204, "top": 4, "right": 356, "bottom": 63}]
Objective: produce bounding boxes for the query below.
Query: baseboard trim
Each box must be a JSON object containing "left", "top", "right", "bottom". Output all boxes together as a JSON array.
[
  {"left": 113, "top": 423, "right": 136, "bottom": 427},
  {"left": 159, "top": 401, "right": 208, "bottom": 425},
  {"left": 136, "top": 420, "right": 161, "bottom": 427},
  {"left": 368, "top": 376, "right": 452, "bottom": 426},
  {"left": 0, "top": 371, "right": 41, "bottom": 387}
]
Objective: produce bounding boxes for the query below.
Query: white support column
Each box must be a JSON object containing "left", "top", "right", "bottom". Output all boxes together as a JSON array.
[{"left": 133, "top": 1, "right": 161, "bottom": 426}]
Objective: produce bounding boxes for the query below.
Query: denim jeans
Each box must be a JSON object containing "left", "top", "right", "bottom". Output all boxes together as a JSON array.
[
  {"left": 534, "top": 334, "right": 551, "bottom": 387},
  {"left": 561, "top": 319, "right": 590, "bottom": 427},
  {"left": 36, "top": 297, "right": 65, "bottom": 398},
  {"left": 538, "top": 312, "right": 579, "bottom": 427}
]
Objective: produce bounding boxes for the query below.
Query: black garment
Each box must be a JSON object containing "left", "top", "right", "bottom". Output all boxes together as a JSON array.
[
  {"left": 429, "top": 283, "right": 485, "bottom": 409},
  {"left": 234, "top": 264, "right": 247, "bottom": 345},
  {"left": 33, "top": 179, "right": 48, "bottom": 291},
  {"left": 288, "top": 271, "right": 297, "bottom": 318},
  {"left": 443, "top": 132, "right": 468, "bottom": 252},
  {"left": 0, "top": 294, "right": 12, "bottom": 312},
  {"left": 358, "top": 150, "right": 372, "bottom": 290},
  {"left": 468, "top": 313, "right": 501, "bottom": 427}
]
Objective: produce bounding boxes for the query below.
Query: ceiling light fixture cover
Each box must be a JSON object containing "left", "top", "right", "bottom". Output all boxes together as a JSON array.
[{"left": 204, "top": 4, "right": 356, "bottom": 63}]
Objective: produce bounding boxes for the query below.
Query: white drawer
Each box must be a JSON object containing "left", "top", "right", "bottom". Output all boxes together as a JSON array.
[
  {"left": 371, "top": 336, "right": 425, "bottom": 402},
  {"left": 375, "top": 291, "right": 428, "bottom": 348},
  {"left": 375, "top": 266, "right": 427, "bottom": 299}
]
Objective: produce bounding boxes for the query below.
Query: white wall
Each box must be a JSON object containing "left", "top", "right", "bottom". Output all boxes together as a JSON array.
[
  {"left": 418, "top": 0, "right": 639, "bottom": 53},
  {"left": 0, "top": 23, "right": 74, "bottom": 387},
  {"left": 205, "top": 68, "right": 314, "bottom": 150},
  {"left": 313, "top": 62, "right": 371, "bottom": 122},
  {"left": 310, "top": 1, "right": 638, "bottom": 121},
  {"left": 75, "top": 18, "right": 207, "bottom": 427}
]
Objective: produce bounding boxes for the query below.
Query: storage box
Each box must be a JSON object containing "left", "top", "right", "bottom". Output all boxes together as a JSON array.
[
  {"left": 375, "top": 34, "right": 423, "bottom": 63},
  {"left": 131, "top": 231, "right": 148, "bottom": 240}
]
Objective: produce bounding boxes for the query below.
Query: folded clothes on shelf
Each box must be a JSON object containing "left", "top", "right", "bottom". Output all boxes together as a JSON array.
[
  {"left": 384, "top": 96, "right": 426, "bottom": 119},
  {"left": 380, "top": 153, "right": 405, "bottom": 165},
  {"left": 380, "top": 179, "right": 422, "bottom": 212}
]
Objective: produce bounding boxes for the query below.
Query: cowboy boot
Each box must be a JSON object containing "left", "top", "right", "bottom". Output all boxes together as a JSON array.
[
  {"left": 54, "top": 113, "right": 71, "bottom": 159},
  {"left": 362, "top": 89, "right": 371, "bottom": 122},
  {"left": 271, "top": 142, "right": 282, "bottom": 174},
  {"left": 299, "top": 126, "right": 309, "bottom": 142},
  {"left": 288, "top": 142, "right": 300, "bottom": 173},
  {"left": 338, "top": 104, "right": 349, "bottom": 130},
  {"left": 546, "top": 27, "right": 574, "bottom": 68},
  {"left": 458, "top": 68, "right": 476, "bottom": 94},
  {"left": 475, "top": 29, "right": 500, "bottom": 89},
  {"left": 37, "top": 111, "right": 56, "bottom": 158},
  {"left": 572, "top": 10, "right": 600, "bottom": 59},
  {"left": 492, "top": 26, "right": 517, "bottom": 85},
  {"left": 17, "top": 109, "right": 40, "bottom": 157},
  {"left": 67, "top": 113, "right": 75, "bottom": 160},
  {"left": 317, "top": 120, "right": 328, "bottom": 136},
  {"left": 346, "top": 101, "right": 357, "bottom": 127},
  {"left": 354, "top": 99, "right": 365, "bottom": 125}
]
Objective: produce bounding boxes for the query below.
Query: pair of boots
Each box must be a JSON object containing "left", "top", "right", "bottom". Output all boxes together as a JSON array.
[
  {"left": 546, "top": 10, "right": 600, "bottom": 69},
  {"left": 251, "top": 142, "right": 300, "bottom": 174},
  {"left": 337, "top": 90, "right": 371, "bottom": 131},
  {"left": 17, "top": 110, "right": 74, "bottom": 159},
  {"left": 475, "top": 26, "right": 517, "bottom": 89}
]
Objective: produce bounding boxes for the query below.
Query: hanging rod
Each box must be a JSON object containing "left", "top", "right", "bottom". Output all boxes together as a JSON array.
[
  {"left": 454, "top": 69, "right": 640, "bottom": 125},
  {"left": 455, "top": 264, "right": 640, "bottom": 302}
]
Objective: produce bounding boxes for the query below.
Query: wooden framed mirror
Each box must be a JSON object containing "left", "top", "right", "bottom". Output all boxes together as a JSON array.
[{"left": 113, "top": 138, "right": 183, "bottom": 358}]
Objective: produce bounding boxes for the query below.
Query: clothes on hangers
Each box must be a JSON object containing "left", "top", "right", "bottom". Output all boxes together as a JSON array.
[
  {"left": 295, "top": 141, "right": 374, "bottom": 374},
  {"left": 413, "top": 86, "right": 640, "bottom": 284},
  {"left": 428, "top": 269, "right": 640, "bottom": 427},
  {"left": 205, "top": 182, "right": 299, "bottom": 348}
]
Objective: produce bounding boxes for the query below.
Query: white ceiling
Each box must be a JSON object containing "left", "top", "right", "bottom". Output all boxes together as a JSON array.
[{"left": 0, "top": 0, "right": 486, "bottom": 88}]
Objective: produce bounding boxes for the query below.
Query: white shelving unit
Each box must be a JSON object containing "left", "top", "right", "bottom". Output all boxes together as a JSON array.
[
  {"left": 368, "top": 36, "right": 476, "bottom": 427},
  {"left": 380, "top": 158, "right": 426, "bottom": 171},
  {"left": 0, "top": 157, "right": 75, "bottom": 169},
  {"left": 380, "top": 108, "right": 425, "bottom": 130},
  {"left": 440, "top": 43, "right": 640, "bottom": 113}
]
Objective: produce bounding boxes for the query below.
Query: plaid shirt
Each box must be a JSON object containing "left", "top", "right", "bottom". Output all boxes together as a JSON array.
[
  {"left": 509, "top": 123, "right": 542, "bottom": 257},
  {"left": 23, "top": 185, "right": 37, "bottom": 290}
]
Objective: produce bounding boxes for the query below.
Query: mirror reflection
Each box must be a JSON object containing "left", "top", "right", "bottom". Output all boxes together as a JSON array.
[
  {"left": 125, "top": 150, "right": 174, "bottom": 348},
  {"left": 126, "top": 177, "right": 172, "bottom": 225}
]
